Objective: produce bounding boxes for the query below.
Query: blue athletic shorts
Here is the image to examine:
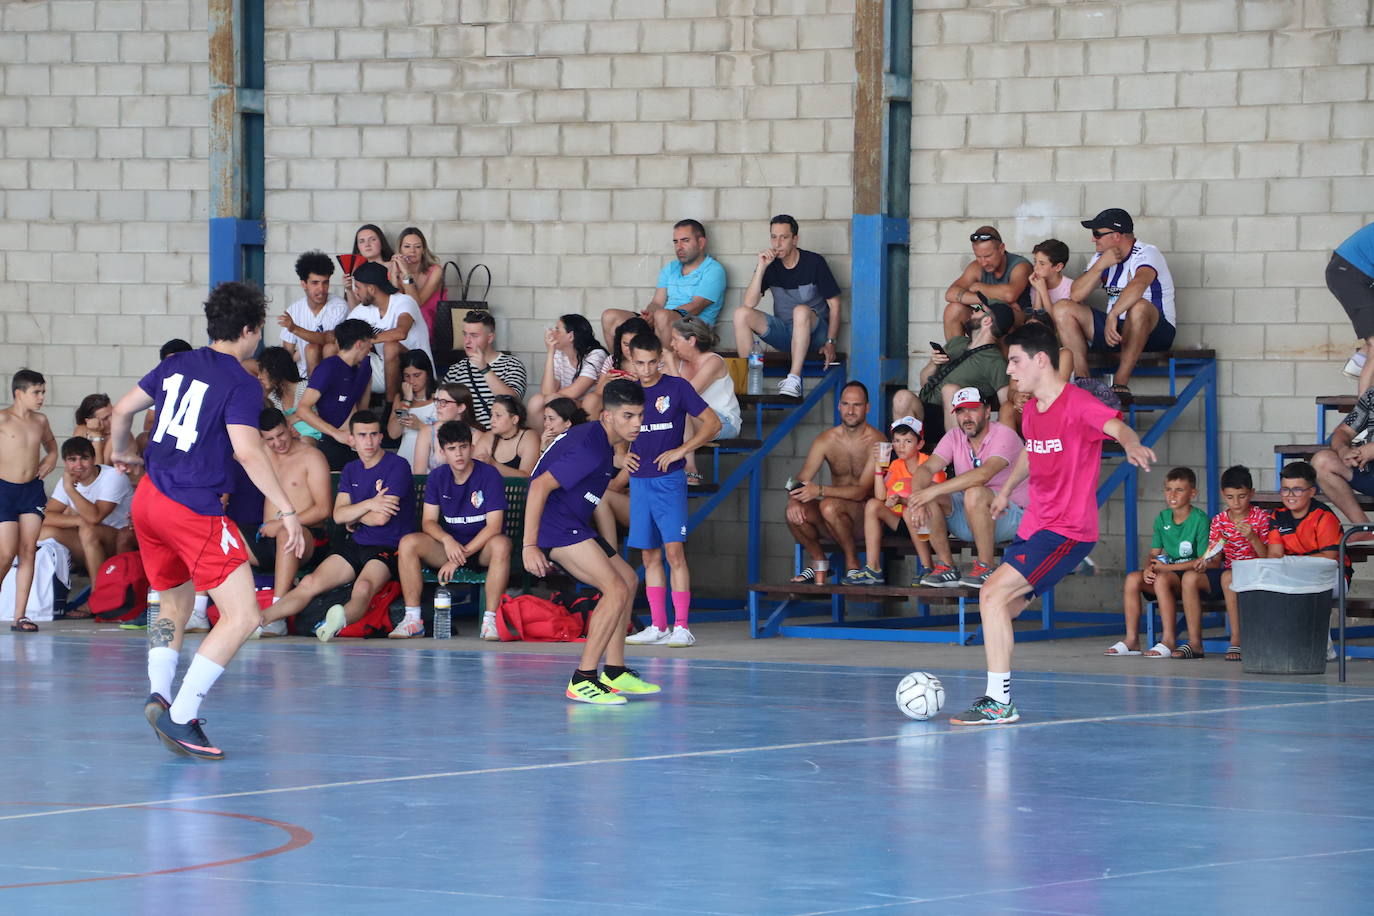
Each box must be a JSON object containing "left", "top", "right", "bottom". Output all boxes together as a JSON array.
[
  {"left": 0, "top": 478, "right": 46, "bottom": 524},
  {"left": 760, "top": 309, "right": 829, "bottom": 354},
  {"left": 1090, "top": 308, "right": 1176, "bottom": 353},
  {"left": 947, "top": 491, "right": 1023, "bottom": 545},
  {"left": 628, "top": 472, "right": 689, "bottom": 550},
  {"left": 1348, "top": 462, "right": 1374, "bottom": 497},
  {"left": 1003, "top": 529, "right": 1095, "bottom": 597}
]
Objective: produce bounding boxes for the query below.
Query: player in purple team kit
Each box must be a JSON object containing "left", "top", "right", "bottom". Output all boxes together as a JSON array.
[
  {"left": 620, "top": 331, "right": 720, "bottom": 648},
  {"left": 292, "top": 317, "right": 375, "bottom": 470},
  {"left": 394, "top": 420, "right": 511, "bottom": 640},
  {"left": 110, "top": 282, "right": 306, "bottom": 760},
  {"left": 262, "top": 410, "right": 415, "bottom": 640},
  {"left": 523, "top": 379, "right": 650, "bottom": 705}
]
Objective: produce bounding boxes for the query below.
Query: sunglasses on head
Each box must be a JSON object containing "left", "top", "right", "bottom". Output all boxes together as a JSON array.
[
  {"left": 465, "top": 309, "right": 491, "bottom": 322},
  {"left": 969, "top": 232, "right": 1000, "bottom": 243}
]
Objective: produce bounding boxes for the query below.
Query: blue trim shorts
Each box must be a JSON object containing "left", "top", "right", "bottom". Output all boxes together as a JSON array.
[
  {"left": 0, "top": 478, "right": 46, "bottom": 524},
  {"left": 947, "top": 491, "right": 1023, "bottom": 545},
  {"left": 760, "top": 309, "right": 829, "bottom": 354},
  {"left": 1003, "top": 530, "right": 1095, "bottom": 597},
  {"left": 628, "top": 472, "right": 689, "bottom": 550}
]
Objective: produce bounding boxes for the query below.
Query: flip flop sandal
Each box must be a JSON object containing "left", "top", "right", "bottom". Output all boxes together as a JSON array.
[
  {"left": 1171, "top": 644, "right": 1203, "bottom": 659},
  {"left": 1225, "top": 645, "right": 1242, "bottom": 661},
  {"left": 1143, "top": 641, "right": 1173, "bottom": 658},
  {"left": 790, "top": 568, "right": 816, "bottom": 584},
  {"left": 1110, "top": 383, "right": 1132, "bottom": 396},
  {"left": 1104, "top": 640, "right": 1141, "bottom": 656},
  {"left": 9, "top": 617, "right": 38, "bottom": 632}
]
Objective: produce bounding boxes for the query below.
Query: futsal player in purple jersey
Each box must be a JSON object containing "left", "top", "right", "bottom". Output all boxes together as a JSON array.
[
  {"left": 523, "top": 379, "right": 653, "bottom": 705},
  {"left": 110, "top": 282, "right": 305, "bottom": 760}
]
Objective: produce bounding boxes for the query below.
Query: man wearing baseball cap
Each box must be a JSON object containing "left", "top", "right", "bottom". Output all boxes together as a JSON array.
[
  {"left": 348, "top": 261, "right": 433, "bottom": 402},
  {"left": 1053, "top": 208, "right": 1176, "bottom": 396},
  {"left": 893, "top": 296, "right": 1014, "bottom": 448},
  {"left": 903, "top": 386, "right": 1030, "bottom": 588}
]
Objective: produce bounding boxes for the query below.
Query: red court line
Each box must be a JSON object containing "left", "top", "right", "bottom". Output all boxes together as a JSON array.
[{"left": 0, "top": 804, "right": 313, "bottom": 890}]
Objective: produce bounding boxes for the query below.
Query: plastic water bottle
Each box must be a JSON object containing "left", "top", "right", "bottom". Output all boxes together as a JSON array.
[
  {"left": 747, "top": 339, "right": 764, "bottom": 395},
  {"left": 146, "top": 589, "right": 160, "bottom": 627},
  {"left": 433, "top": 586, "right": 452, "bottom": 639}
]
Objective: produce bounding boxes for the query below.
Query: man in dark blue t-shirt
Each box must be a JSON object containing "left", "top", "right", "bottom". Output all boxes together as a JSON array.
[
  {"left": 621, "top": 331, "right": 719, "bottom": 648},
  {"left": 523, "top": 379, "right": 651, "bottom": 706},
  {"left": 734, "top": 214, "right": 842, "bottom": 399},
  {"left": 264, "top": 410, "right": 415, "bottom": 640},
  {"left": 394, "top": 421, "right": 511, "bottom": 639},
  {"left": 294, "top": 317, "right": 374, "bottom": 470}
]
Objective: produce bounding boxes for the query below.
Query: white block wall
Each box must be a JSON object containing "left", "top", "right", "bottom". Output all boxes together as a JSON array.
[
  {"left": 2, "top": 0, "right": 1373, "bottom": 583},
  {"left": 0, "top": 0, "right": 210, "bottom": 429}
]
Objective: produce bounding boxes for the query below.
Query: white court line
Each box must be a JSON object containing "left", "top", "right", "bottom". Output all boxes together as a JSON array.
[
  {"left": 790, "top": 844, "right": 1374, "bottom": 915},
  {"left": 3, "top": 694, "right": 1372, "bottom": 824}
]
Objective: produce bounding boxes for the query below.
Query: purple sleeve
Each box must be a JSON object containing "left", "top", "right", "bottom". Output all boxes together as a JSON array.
[
  {"left": 138, "top": 360, "right": 164, "bottom": 400},
  {"left": 225, "top": 375, "right": 263, "bottom": 428},
  {"left": 484, "top": 466, "right": 508, "bottom": 513},
  {"left": 307, "top": 359, "right": 333, "bottom": 393},
  {"left": 385, "top": 456, "right": 413, "bottom": 498},
  {"left": 337, "top": 462, "right": 357, "bottom": 499},
  {"left": 680, "top": 377, "right": 710, "bottom": 417},
  {"left": 423, "top": 472, "right": 441, "bottom": 506},
  {"left": 542, "top": 443, "right": 595, "bottom": 491}
]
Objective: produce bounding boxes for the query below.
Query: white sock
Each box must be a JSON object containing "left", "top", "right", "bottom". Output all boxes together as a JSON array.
[
  {"left": 169, "top": 654, "right": 225, "bottom": 724},
  {"left": 147, "top": 646, "right": 178, "bottom": 698},
  {"left": 404, "top": 606, "right": 421, "bottom": 620},
  {"left": 788, "top": 373, "right": 801, "bottom": 383},
  {"left": 483, "top": 610, "right": 495, "bottom": 618},
  {"left": 986, "top": 671, "right": 1011, "bottom": 705},
  {"left": 193, "top": 594, "right": 209, "bottom": 615}
]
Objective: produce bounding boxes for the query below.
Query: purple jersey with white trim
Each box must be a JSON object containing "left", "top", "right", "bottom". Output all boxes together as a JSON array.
[
  {"left": 630, "top": 374, "right": 709, "bottom": 478},
  {"left": 424, "top": 460, "right": 508, "bottom": 544},
  {"left": 139, "top": 347, "right": 263, "bottom": 516},
  {"left": 338, "top": 451, "right": 415, "bottom": 548},
  {"left": 531, "top": 421, "right": 614, "bottom": 548},
  {"left": 307, "top": 355, "right": 370, "bottom": 429}
]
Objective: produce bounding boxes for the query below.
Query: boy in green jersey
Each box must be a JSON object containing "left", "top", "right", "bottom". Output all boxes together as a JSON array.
[{"left": 1106, "top": 467, "right": 1209, "bottom": 657}]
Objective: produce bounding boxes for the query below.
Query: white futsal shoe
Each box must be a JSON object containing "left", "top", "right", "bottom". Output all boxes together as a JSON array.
[{"left": 626, "top": 625, "right": 671, "bottom": 645}]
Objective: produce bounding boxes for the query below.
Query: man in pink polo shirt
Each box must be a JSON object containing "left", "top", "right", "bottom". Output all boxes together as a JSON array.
[{"left": 904, "top": 387, "right": 1029, "bottom": 589}]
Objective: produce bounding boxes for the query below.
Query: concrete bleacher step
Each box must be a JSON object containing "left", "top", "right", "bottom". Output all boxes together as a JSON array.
[
  {"left": 749, "top": 581, "right": 979, "bottom": 601},
  {"left": 1086, "top": 347, "right": 1215, "bottom": 369}
]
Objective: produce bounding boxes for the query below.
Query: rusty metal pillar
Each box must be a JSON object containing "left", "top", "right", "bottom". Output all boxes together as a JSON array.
[
  {"left": 851, "top": 0, "right": 912, "bottom": 425},
  {"left": 209, "top": 0, "right": 265, "bottom": 290}
]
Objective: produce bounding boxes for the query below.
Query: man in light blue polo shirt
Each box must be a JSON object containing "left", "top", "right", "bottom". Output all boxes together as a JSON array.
[{"left": 600, "top": 219, "right": 728, "bottom": 348}]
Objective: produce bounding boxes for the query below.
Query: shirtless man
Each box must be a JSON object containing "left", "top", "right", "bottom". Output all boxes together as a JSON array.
[
  {"left": 784, "top": 381, "right": 884, "bottom": 584},
  {"left": 942, "top": 226, "right": 1032, "bottom": 340},
  {"left": 0, "top": 369, "right": 58, "bottom": 632},
  {"left": 39, "top": 437, "right": 134, "bottom": 582},
  {"left": 252, "top": 408, "right": 332, "bottom": 634}
]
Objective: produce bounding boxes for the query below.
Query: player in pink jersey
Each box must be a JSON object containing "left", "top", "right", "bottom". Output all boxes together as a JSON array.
[
  {"left": 950, "top": 322, "right": 1155, "bottom": 725},
  {"left": 111, "top": 282, "right": 305, "bottom": 759}
]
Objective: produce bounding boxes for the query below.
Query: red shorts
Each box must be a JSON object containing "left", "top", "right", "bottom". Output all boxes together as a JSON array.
[{"left": 132, "top": 476, "right": 249, "bottom": 592}]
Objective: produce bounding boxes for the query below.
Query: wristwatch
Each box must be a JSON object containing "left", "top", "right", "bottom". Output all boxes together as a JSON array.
[
  {"left": 402, "top": 276, "right": 414, "bottom": 285},
  {"left": 825, "top": 338, "right": 835, "bottom": 344}
]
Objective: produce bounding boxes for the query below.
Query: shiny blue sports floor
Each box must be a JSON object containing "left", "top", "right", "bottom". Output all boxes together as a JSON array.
[{"left": 4, "top": 633, "right": 1374, "bottom": 914}]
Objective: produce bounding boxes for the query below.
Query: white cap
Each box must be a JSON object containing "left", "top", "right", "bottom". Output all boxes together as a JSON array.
[
  {"left": 950, "top": 387, "right": 983, "bottom": 410},
  {"left": 891, "top": 415, "right": 922, "bottom": 435}
]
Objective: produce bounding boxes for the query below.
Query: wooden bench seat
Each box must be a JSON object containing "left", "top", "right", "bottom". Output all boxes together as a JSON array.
[{"left": 1086, "top": 348, "right": 1215, "bottom": 369}]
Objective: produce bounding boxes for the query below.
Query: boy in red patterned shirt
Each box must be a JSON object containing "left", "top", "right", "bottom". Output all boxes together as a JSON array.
[{"left": 1177, "top": 465, "right": 1280, "bottom": 661}]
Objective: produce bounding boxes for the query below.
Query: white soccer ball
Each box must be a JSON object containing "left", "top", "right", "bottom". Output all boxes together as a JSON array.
[{"left": 895, "top": 671, "right": 945, "bottom": 721}]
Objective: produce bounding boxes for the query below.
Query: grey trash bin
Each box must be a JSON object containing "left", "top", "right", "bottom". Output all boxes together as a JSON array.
[{"left": 1231, "top": 557, "right": 1338, "bottom": 675}]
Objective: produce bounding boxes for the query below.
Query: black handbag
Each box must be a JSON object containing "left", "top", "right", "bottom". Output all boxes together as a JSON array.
[{"left": 431, "top": 262, "right": 492, "bottom": 374}]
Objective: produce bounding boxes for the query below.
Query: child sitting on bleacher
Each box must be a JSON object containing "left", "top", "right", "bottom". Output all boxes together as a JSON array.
[
  {"left": 1272, "top": 460, "right": 1348, "bottom": 663},
  {"left": 1107, "top": 466, "right": 1209, "bottom": 658},
  {"left": 1174, "top": 465, "right": 1281, "bottom": 661},
  {"left": 844, "top": 417, "right": 943, "bottom": 586}
]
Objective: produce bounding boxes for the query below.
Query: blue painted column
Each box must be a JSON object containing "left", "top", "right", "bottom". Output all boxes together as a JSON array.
[{"left": 208, "top": 0, "right": 265, "bottom": 290}]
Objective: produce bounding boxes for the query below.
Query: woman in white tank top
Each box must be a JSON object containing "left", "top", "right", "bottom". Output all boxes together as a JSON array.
[{"left": 666, "top": 314, "right": 742, "bottom": 484}]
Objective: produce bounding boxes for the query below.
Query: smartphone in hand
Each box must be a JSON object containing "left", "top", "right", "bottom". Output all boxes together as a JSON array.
[{"left": 930, "top": 341, "right": 947, "bottom": 355}]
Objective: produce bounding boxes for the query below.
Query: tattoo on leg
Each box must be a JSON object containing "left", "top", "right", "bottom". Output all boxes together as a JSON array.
[{"left": 149, "top": 617, "right": 176, "bottom": 648}]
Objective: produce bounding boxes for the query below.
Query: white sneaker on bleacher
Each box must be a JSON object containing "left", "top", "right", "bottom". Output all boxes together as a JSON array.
[
  {"left": 480, "top": 614, "right": 499, "bottom": 641},
  {"left": 626, "top": 624, "right": 671, "bottom": 645},
  {"left": 777, "top": 375, "right": 802, "bottom": 399},
  {"left": 666, "top": 626, "right": 695, "bottom": 647},
  {"left": 1344, "top": 351, "right": 1366, "bottom": 380}
]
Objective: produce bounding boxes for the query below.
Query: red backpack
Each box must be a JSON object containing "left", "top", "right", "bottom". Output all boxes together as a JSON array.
[
  {"left": 494, "top": 594, "right": 585, "bottom": 642},
  {"left": 89, "top": 552, "right": 149, "bottom": 622}
]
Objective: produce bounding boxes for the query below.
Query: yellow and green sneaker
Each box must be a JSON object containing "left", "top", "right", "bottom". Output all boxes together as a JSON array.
[
  {"left": 599, "top": 667, "right": 661, "bottom": 695},
  {"left": 566, "top": 676, "right": 627, "bottom": 705}
]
